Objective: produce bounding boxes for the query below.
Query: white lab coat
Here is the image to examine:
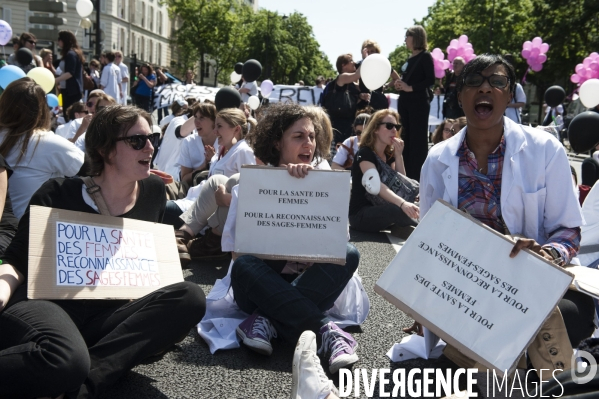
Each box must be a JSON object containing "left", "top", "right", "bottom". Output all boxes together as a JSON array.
[{"left": 420, "top": 117, "right": 583, "bottom": 246}]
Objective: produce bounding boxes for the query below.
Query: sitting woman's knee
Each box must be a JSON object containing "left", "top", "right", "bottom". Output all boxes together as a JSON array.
[{"left": 345, "top": 243, "right": 360, "bottom": 274}]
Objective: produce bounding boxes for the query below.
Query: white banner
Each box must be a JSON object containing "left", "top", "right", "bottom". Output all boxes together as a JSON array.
[
  {"left": 153, "top": 83, "right": 220, "bottom": 109},
  {"left": 235, "top": 166, "right": 350, "bottom": 264},
  {"left": 375, "top": 200, "right": 573, "bottom": 375}
]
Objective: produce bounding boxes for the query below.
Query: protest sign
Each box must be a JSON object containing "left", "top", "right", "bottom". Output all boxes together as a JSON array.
[
  {"left": 28, "top": 206, "right": 184, "bottom": 300},
  {"left": 235, "top": 166, "right": 350, "bottom": 264},
  {"left": 375, "top": 200, "right": 574, "bottom": 375},
  {"left": 268, "top": 84, "right": 399, "bottom": 109},
  {"left": 153, "top": 83, "right": 220, "bottom": 109}
]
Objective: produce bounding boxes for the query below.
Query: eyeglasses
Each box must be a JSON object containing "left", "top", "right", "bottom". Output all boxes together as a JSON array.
[
  {"left": 27, "top": 40, "right": 36, "bottom": 45},
  {"left": 378, "top": 122, "right": 401, "bottom": 130},
  {"left": 116, "top": 133, "right": 160, "bottom": 150},
  {"left": 464, "top": 73, "right": 509, "bottom": 89}
]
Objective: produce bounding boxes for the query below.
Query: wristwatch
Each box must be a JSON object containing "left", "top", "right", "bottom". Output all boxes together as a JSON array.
[{"left": 543, "top": 246, "right": 564, "bottom": 266}]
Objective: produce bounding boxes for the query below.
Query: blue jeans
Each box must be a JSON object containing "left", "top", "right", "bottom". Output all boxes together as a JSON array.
[{"left": 231, "top": 243, "right": 360, "bottom": 342}]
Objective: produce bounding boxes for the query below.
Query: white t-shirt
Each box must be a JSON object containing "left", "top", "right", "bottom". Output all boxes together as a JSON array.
[
  {"left": 209, "top": 139, "right": 255, "bottom": 177},
  {"left": 177, "top": 134, "right": 206, "bottom": 170},
  {"left": 154, "top": 115, "right": 189, "bottom": 179},
  {"left": 240, "top": 81, "right": 257, "bottom": 102},
  {"left": 504, "top": 83, "right": 526, "bottom": 124},
  {"left": 0, "top": 130, "right": 85, "bottom": 218},
  {"left": 159, "top": 114, "right": 175, "bottom": 128},
  {"left": 332, "top": 136, "right": 359, "bottom": 167},
  {"left": 100, "top": 62, "right": 122, "bottom": 101},
  {"left": 56, "top": 118, "right": 83, "bottom": 141},
  {"left": 117, "top": 62, "right": 129, "bottom": 105},
  {"left": 74, "top": 132, "right": 86, "bottom": 152}
]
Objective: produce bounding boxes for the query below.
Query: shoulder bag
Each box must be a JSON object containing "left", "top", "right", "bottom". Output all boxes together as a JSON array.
[{"left": 365, "top": 155, "right": 419, "bottom": 206}]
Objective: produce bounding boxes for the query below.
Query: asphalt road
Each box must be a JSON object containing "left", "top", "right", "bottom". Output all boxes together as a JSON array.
[{"left": 100, "top": 229, "right": 431, "bottom": 399}]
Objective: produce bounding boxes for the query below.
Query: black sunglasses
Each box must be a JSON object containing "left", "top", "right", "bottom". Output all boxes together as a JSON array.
[
  {"left": 116, "top": 133, "right": 160, "bottom": 150},
  {"left": 464, "top": 73, "right": 509, "bottom": 89},
  {"left": 27, "top": 40, "right": 37, "bottom": 45},
  {"left": 378, "top": 122, "right": 401, "bottom": 130}
]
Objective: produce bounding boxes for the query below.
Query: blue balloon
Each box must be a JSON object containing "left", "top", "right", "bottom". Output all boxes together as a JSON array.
[
  {"left": 46, "top": 93, "right": 59, "bottom": 108},
  {"left": 0, "top": 65, "right": 26, "bottom": 89}
]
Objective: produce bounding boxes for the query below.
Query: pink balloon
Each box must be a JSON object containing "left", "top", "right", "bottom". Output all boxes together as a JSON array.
[
  {"left": 540, "top": 43, "right": 549, "bottom": 53},
  {"left": 532, "top": 37, "right": 543, "bottom": 47},
  {"left": 459, "top": 35, "right": 468, "bottom": 44},
  {"left": 522, "top": 41, "right": 532, "bottom": 50},
  {"left": 464, "top": 48, "right": 474, "bottom": 57},
  {"left": 576, "top": 64, "right": 585, "bottom": 74},
  {"left": 442, "top": 60, "right": 450, "bottom": 69},
  {"left": 521, "top": 49, "right": 531, "bottom": 59},
  {"left": 590, "top": 52, "right": 599, "bottom": 60},
  {"left": 465, "top": 43, "right": 473, "bottom": 50},
  {"left": 448, "top": 48, "right": 457, "bottom": 59},
  {"left": 571, "top": 74, "right": 581, "bottom": 83},
  {"left": 530, "top": 47, "right": 540, "bottom": 57},
  {"left": 435, "top": 68, "right": 445, "bottom": 79},
  {"left": 538, "top": 54, "right": 547, "bottom": 64},
  {"left": 450, "top": 39, "right": 458, "bottom": 47},
  {"left": 531, "top": 63, "right": 543, "bottom": 72},
  {"left": 583, "top": 57, "right": 592, "bottom": 67}
]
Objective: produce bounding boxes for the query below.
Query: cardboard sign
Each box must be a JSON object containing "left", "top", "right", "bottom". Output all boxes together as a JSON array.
[
  {"left": 374, "top": 200, "right": 574, "bottom": 375},
  {"left": 28, "top": 206, "right": 184, "bottom": 300},
  {"left": 235, "top": 166, "right": 350, "bottom": 265}
]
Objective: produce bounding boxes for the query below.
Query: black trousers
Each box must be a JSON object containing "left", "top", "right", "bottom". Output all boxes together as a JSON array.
[
  {"left": 349, "top": 203, "right": 417, "bottom": 233},
  {"left": 398, "top": 94, "right": 430, "bottom": 181},
  {"left": 0, "top": 282, "right": 206, "bottom": 399}
]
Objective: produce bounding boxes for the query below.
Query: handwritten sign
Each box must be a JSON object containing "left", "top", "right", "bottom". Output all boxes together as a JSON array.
[
  {"left": 374, "top": 200, "right": 574, "bottom": 375},
  {"left": 28, "top": 206, "right": 184, "bottom": 300},
  {"left": 55, "top": 222, "right": 159, "bottom": 287},
  {"left": 235, "top": 166, "right": 350, "bottom": 264},
  {"left": 153, "top": 83, "right": 220, "bottom": 109}
]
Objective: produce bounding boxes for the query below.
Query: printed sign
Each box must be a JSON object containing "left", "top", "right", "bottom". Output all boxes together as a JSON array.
[
  {"left": 28, "top": 206, "right": 184, "bottom": 299},
  {"left": 235, "top": 166, "right": 350, "bottom": 264},
  {"left": 268, "top": 84, "right": 399, "bottom": 109},
  {"left": 375, "top": 200, "right": 574, "bottom": 375}
]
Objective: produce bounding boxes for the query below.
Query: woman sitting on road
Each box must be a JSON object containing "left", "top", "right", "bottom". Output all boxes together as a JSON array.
[
  {"left": 0, "top": 104, "right": 206, "bottom": 398},
  {"left": 331, "top": 112, "right": 371, "bottom": 171},
  {"left": 224, "top": 102, "right": 360, "bottom": 375},
  {"left": 419, "top": 54, "right": 594, "bottom": 389},
  {"left": 348, "top": 109, "right": 419, "bottom": 239}
]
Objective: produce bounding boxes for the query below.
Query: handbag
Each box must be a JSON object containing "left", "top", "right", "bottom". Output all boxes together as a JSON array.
[
  {"left": 365, "top": 154, "right": 419, "bottom": 206},
  {"left": 322, "top": 79, "right": 357, "bottom": 118},
  {"left": 335, "top": 136, "right": 358, "bottom": 169},
  {"left": 82, "top": 70, "right": 95, "bottom": 91}
]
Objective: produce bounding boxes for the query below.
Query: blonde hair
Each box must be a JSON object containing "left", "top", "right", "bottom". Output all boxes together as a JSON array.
[
  {"left": 359, "top": 109, "right": 401, "bottom": 159},
  {"left": 216, "top": 108, "right": 256, "bottom": 140},
  {"left": 361, "top": 39, "right": 381, "bottom": 54},
  {"left": 304, "top": 106, "right": 332, "bottom": 160}
]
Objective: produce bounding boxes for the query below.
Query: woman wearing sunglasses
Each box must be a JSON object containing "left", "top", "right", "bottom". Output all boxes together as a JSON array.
[
  {"left": 7, "top": 32, "right": 42, "bottom": 73},
  {"left": 349, "top": 109, "right": 419, "bottom": 238},
  {"left": 0, "top": 78, "right": 84, "bottom": 219},
  {"left": 0, "top": 105, "right": 206, "bottom": 398},
  {"left": 420, "top": 54, "right": 594, "bottom": 386},
  {"left": 72, "top": 92, "right": 117, "bottom": 150}
]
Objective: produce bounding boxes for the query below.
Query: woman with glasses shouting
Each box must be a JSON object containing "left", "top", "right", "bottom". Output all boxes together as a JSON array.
[
  {"left": 349, "top": 109, "right": 419, "bottom": 239},
  {"left": 419, "top": 54, "right": 594, "bottom": 384},
  {"left": 0, "top": 105, "right": 206, "bottom": 398}
]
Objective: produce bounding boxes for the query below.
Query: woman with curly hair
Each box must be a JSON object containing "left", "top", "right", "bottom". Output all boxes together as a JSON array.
[{"left": 222, "top": 102, "right": 360, "bottom": 375}]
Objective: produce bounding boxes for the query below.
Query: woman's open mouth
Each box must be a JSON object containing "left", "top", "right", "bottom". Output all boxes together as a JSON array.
[
  {"left": 139, "top": 158, "right": 151, "bottom": 166},
  {"left": 474, "top": 100, "right": 494, "bottom": 118},
  {"left": 298, "top": 153, "right": 311, "bottom": 163}
]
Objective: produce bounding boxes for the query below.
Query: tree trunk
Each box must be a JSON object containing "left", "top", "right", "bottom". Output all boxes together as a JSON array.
[{"left": 200, "top": 53, "right": 205, "bottom": 86}]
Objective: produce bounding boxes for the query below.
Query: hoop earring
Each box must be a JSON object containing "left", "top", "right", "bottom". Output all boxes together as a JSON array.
[{"left": 458, "top": 102, "right": 463, "bottom": 108}]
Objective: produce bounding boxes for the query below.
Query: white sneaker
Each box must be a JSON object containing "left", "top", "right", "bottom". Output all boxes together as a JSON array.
[{"left": 291, "top": 331, "right": 339, "bottom": 399}]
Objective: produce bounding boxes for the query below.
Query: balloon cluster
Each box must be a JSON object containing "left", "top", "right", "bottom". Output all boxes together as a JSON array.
[
  {"left": 446, "top": 35, "right": 476, "bottom": 63},
  {"left": 430, "top": 48, "right": 451, "bottom": 79},
  {"left": 570, "top": 53, "right": 599, "bottom": 86},
  {"left": 0, "top": 19, "right": 12, "bottom": 46},
  {"left": 521, "top": 37, "right": 548, "bottom": 72}
]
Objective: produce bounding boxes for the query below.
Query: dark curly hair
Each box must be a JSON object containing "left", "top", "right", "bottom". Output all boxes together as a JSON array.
[{"left": 246, "top": 103, "right": 330, "bottom": 166}]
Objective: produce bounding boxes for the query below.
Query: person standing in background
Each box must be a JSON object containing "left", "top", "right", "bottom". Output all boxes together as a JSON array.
[
  {"left": 114, "top": 51, "right": 129, "bottom": 105},
  {"left": 99, "top": 51, "right": 122, "bottom": 102},
  {"left": 443, "top": 57, "right": 465, "bottom": 119},
  {"left": 54, "top": 31, "right": 85, "bottom": 119},
  {"left": 7, "top": 32, "right": 42, "bottom": 73},
  {"left": 394, "top": 25, "right": 435, "bottom": 181},
  {"left": 503, "top": 54, "right": 526, "bottom": 124}
]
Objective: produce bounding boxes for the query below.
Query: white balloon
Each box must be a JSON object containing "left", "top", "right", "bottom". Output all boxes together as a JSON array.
[
  {"left": 248, "top": 96, "right": 260, "bottom": 110},
  {"left": 230, "top": 71, "right": 241, "bottom": 84},
  {"left": 360, "top": 54, "right": 392, "bottom": 91},
  {"left": 79, "top": 18, "right": 93, "bottom": 29},
  {"left": 76, "top": 0, "right": 94, "bottom": 18},
  {"left": 580, "top": 79, "right": 599, "bottom": 108}
]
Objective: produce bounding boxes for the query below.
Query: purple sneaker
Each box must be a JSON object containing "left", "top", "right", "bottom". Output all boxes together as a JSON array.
[
  {"left": 236, "top": 312, "right": 277, "bottom": 356},
  {"left": 317, "top": 321, "right": 359, "bottom": 374}
]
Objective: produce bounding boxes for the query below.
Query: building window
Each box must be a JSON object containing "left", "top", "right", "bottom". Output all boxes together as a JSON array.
[
  {"left": 203, "top": 61, "right": 210, "bottom": 78},
  {"left": 158, "top": 11, "right": 162, "bottom": 35},
  {"left": 141, "top": 3, "right": 145, "bottom": 28},
  {"left": 157, "top": 43, "right": 161, "bottom": 66}
]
